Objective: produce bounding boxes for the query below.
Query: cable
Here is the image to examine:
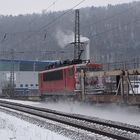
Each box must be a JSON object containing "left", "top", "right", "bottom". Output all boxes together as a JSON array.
[
  {"left": 9, "top": 0, "right": 86, "bottom": 49},
  {"left": 81, "top": 3, "right": 139, "bottom": 42},
  {"left": 42, "top": 0, "right": 58, "bottom": 13},
  {"left": 0, "top": 50, "right": 71, "bottom": 55},
  {"left": 0, "top": 0, "right": 59, "bottom": 44},
  {"left": 1, "top": 0, "right": 139, "bottom": 52},
  {"left": 0, "top": 0, "right": 87, "bottom": 46},
  {"left": 89, "top": 16, "right": 140, "bottom": 63},
  {"left": 38, "top": 0, "right": 87, "bottom": 31},
  {"left": 91, "top": 16, "right": 140, "bottom": 38},
  {"left": 0, "top": 0, "right": 59, "bottom": 35},
  {"left": 0, "top": 1, "right": 136, "bottom": 41},
  {"left": 1, "top": 33, "right": 7, "bottom": 43},
  {"left": 28, "top": 0, "right": 59, "bottom": 25},
  {"left": 81, "top": 2, "right": 137, "bottom": 30}
]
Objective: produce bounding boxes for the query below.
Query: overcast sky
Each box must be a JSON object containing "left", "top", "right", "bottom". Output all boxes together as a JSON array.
[{"left": 0, "top": 0, "right": 139, "bottom": 15}]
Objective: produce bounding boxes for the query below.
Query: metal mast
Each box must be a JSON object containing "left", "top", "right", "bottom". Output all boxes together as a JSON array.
[
  {"left": 9, "top": 49, "right": 15, "bottom": 97},
  {"left": 74, "top": 9, "right": 84, "bottom": 60}
]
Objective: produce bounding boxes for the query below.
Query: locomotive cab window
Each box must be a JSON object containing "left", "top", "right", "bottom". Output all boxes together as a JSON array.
[{"left": 43, "top": 70, "right": 63, "bottom": 81}]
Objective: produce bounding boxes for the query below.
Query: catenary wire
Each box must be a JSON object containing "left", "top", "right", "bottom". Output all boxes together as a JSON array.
[{"left": 0, "top": 1, "right": 137, "bottom": 43}]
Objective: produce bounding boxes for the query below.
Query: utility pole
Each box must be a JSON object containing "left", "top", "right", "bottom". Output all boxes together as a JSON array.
[{"left": 9, "top": 49, "right": 15, "bottom": 97}]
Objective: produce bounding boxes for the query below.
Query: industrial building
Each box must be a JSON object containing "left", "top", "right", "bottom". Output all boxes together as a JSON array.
[{"left": 0, "top": 59, "right": 57, "bottom": 96}]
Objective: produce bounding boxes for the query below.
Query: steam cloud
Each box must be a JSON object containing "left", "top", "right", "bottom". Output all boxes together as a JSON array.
[
  {"left": 55, "top": 29, "right": 74, "bottom": 48},
  {"left": 55, "top": 29, "right": 89, "bottom": 48}
]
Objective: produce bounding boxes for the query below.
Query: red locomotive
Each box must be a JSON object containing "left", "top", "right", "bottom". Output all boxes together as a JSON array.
[
  {"left": 38, "top": 60, "right": 102, "bottom": 97},
  {"left": 38, "top": 9, "right": 104, "bottom": 97}
]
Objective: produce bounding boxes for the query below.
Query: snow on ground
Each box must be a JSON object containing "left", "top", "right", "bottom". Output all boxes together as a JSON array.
[
  {"left": 0, "top": 110, "right": 70, "bottom": 140},
  {"left": 1, "top": 99, "right": 140, "bottom": 126},
  {"left": 0, "top": 98, "right": 140, "bottom": 140},
  {"left": 37, "top": 101, "right": 140, "bottom": 127}
]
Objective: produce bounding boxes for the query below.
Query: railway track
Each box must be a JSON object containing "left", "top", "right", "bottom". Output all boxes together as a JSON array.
[{"left": 0, "top": 100, "right": 140, "bottom": 140}]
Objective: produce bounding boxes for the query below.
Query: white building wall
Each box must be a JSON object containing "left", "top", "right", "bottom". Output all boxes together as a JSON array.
[{"left": 0, "top": 71, "right": 39, "bottom": 93}]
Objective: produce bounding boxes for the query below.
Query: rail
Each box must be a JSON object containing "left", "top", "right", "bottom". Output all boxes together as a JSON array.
[{"left": 0, "top": 100, "right": 140, "bottom": 140}]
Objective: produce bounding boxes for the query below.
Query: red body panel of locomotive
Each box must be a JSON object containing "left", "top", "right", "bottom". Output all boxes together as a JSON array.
[
  {"left": 39, "top": 65, "right": 76, "bottom": 95},
  {"left": 39, "top": 63, "right": 102, "bottom": 96}
]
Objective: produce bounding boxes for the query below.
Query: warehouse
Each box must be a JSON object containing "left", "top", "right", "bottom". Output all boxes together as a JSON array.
[{"left": 0, "top": 59, "right": 58, "bottom": 96}]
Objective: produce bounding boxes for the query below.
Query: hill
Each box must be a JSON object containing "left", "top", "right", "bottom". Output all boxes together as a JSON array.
[{"left": 0, "top": 1, "right": 140, "bottom": 63}]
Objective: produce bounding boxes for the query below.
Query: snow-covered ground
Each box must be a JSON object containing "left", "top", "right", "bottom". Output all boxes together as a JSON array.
[
  {"left": 4, "top": 99, "right": 139, "bottom": 126},
  {"left": 0, "top": 110, "right": 70, "bottom": 140},
  {"left": 0, "top": 99, "right": 140, "bottom": 140},
  {"left": 38, "top": 101, "right": 140, "bottom": 126}
]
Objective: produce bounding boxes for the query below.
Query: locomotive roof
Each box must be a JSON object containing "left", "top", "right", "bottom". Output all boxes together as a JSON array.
[{"left": 39, "top": 62, "right": 102, "bottom": 73}]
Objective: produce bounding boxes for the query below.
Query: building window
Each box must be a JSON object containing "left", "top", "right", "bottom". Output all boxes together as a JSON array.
[
  {"left": 25, "top": 84, "right": 28, "bottom": 87},
  {"left": 20, "top": 84, "right": 23, "bottom": 87},
  {"left": 20, "top": 62, "right": 34, "bottom": 71},
  {"left": 30, "top": 84, "right": 33, "bottom": 87}
]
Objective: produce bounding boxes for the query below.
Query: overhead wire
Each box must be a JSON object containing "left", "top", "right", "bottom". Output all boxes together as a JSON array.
[
  {"left": 91, "top": 17, "right": 140, "bottom": 38},
  {"left": 0, "top": 50, "right": 71, "bottom": 61},
  {"left": 0, "top": 0, "right": 59, "bottom": 34},
  {"left": 0, "top": 33, "right": 7, "bottom": 43},
  {"left": 82, "top": 3, "right": 139, "bottom": 41},
  {"left": 28, "top": 0, "right": 59, "bottom": 26},
  {"left": 88, "top": 14, "right": 140, "bottom": 63},
  {"left": 7, "top": 0, "right": 87, "bottom": 47},
  {"left": 38, "top": 0, "right": 87, "bottom": 31},
  {"left": 0, "top": 0, "right": 59, "bottom": 41},
  {"left": 0, "top": 0, "right": 139, "bottom": 56},
  {"left": 87, "top": 16, "right": 140, "bottom": 61},
  {"left": 0, "top": 0, "right": 136, "bottom": 43},
  {"left": 0, "top": 1, "right": 136, "bottom": 36},
  {"left": 81, "top": 2, "right": 137, "bottom": 30},
  {"left": 0, "top": 1, "right": 136, "bottom": 41},
  {"left": 0, "top": 50, "right": 71, "bottom": 55}
]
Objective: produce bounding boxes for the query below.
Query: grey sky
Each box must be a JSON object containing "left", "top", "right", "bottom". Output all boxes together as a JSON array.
[{"left": 0, "top": 0, "right": 139, "bottom": 15}]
